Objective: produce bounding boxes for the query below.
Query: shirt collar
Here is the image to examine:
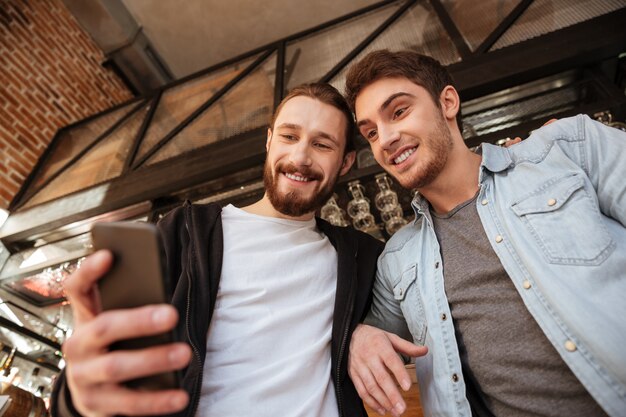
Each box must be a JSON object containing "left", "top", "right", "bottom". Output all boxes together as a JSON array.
[
  {"left": 409, "top": 143, "right": 513, "bottom": 221},
  {"left": 479, "top": 143, "right": 513, "bottom": 173}
]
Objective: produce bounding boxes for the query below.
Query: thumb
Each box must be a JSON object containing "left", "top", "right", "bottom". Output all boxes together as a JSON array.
[
  {"left": 387, "top": 332, "right": 428, "bottom": 358},
  {"left": 64, "top": 250, "right": 112, "bottom": 327}
]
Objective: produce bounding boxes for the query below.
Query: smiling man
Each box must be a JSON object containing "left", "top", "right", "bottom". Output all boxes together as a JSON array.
[
  {"left": 344, "top": 50, "right": 626, "bottom": 417},
  {"left": 51, "top": 83, "right": 383, "bottom": 417}
]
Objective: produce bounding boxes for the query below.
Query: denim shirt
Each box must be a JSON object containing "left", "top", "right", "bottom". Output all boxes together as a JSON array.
[{"left": 366, "top": 115, "right": 626, "bottom": 417}]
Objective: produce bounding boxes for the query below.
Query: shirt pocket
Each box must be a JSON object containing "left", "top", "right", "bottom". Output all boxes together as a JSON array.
[
  {"left": 510, "top": 173, "right": 613, "bottom": 265},
  {"left": 393, "top": 264, "right": 427, "bottom": 344}
]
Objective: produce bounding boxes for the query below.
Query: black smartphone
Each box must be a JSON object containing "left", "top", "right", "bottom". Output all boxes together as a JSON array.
[{"left": 91, "top": 221, "right": 180, "bottom": 390}]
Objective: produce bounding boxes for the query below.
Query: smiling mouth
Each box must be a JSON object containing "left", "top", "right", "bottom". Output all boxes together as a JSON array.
[
  {"left": 284, "top": 172, "right": 312, "bottom": 182},
  {"left": 393, "top": 147, "right": 416, "bottom": 164}
]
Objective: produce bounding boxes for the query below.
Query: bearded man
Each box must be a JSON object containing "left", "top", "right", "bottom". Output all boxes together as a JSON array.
[{"left": 51, "top": 83, "right": 383, "bottom": 417}]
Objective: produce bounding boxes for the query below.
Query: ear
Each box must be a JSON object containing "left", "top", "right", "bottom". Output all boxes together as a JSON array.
[
  {"left": 339, "top": 150, "right": 356, "bottom": 176},
  {"left": 439, "top": 86, "right": 460, "bottom": 123},
  {"left": 266, "top": 128, "right": 272, "bottom": 152}
]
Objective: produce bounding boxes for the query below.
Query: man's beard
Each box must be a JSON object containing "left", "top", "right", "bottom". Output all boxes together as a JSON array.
[
  {"left": 264, "top": 161, "right": 339, "bottom": 217},
  {"left": 399, "top": 113, "right": 454, "bottom": 190}
]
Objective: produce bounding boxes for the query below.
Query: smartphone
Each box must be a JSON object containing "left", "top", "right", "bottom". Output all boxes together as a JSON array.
[{"left": 91, "top": 221, "right": 180, "bottom": 390}]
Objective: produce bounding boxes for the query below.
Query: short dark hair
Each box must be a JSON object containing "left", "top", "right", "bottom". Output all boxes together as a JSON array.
[
  {"left": 345, "top": 50, "right": 462, "bottom": 129},
  {"left": 271, "top": 83, "right": 356, "bottom": 155}
]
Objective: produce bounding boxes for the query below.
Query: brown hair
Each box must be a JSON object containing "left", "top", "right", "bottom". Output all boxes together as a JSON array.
[
  {"left": 345, "top": 50, "right": 462, "bottom": 129},
  {"left": 271, "top": 83, "right": 356, "bottom": 154}
]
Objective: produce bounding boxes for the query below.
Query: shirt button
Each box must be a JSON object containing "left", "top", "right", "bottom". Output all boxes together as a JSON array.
[
  {"left": 565, "top": 340, "right": 577, "bottom": 352},
  {"left": 441, "top": 313, "right": 447, "bottom": 321},
  {"left": 495, "top": 235, "right": 503, "bottom": 243},
  {"left": 452, "top": 373, "right": 459, "bottom": 382},
  {"left": 481, "top": 199, "right": 488, "bottom": 206},
  {"left": 548, "top": 198, "right": 557, "bottom": 206},
  {"left": 435, "top": 261, "right": 440, "bottom": 269},
  {"left": 522, "top": 280, "right": 531, "bottom": 289}
]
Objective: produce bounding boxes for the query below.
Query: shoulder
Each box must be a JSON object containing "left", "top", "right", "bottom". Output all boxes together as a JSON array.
[
  {"left": 513, "top": 114, "right": 592, "bottom": 153},
  {"left": 524, "top": 114, "right": 585, "bottom": 144},
  {"left": 489, "top": 115, "right": 589, "bottom": 167},
  {"left": 381, "top": 220, "right": 420, "bottom": 256},
  {"left": 315, "top": 217, "right": 384, "bottom": 254},
  {"left": 158, "top": 202, "right": 223, "bottom": 236}
]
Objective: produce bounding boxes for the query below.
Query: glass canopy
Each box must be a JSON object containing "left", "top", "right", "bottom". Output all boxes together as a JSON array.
[{"left": 12, "top": 0, "right": 625, "bottom": 211}]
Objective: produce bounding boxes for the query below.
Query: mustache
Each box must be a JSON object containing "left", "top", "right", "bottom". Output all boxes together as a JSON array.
[{"left": 277, "top": 162, "right": 323, "bottom": 181}]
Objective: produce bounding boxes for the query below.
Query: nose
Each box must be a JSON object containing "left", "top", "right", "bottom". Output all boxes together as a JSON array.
[
  {"left": 288, "top": 140, "right": 313, "bottom": 168},
  {"left": 377, "top": 124, "right": 401, "bottom": 151}
]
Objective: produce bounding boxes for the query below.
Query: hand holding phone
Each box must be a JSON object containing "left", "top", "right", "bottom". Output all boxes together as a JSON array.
[
  {"left": 60, "top": 233, "right": 191, "bottom": 417},
  {"left": 91, "top": 221, "right": 181, "bottom": 390}
]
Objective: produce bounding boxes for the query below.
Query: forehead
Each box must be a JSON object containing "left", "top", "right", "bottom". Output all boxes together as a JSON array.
[
  {"left": 275, "top": 96, "right": 347, "bottom": 136},
  {"left": 354, "top": 77, "right": 428, "bottom": 117}
]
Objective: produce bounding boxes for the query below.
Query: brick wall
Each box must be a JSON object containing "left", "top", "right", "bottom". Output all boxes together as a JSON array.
[{"left": 0, "top": 0, "right": 133, "bottom": 210}]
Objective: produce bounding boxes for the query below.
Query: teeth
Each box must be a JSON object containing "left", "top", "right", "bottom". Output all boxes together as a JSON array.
[
  {"left": 393, "top": 147, "right": 416, "bottom": 164},
  {"left": 285, "top": 172, "right": 310, "bottom": 182}
]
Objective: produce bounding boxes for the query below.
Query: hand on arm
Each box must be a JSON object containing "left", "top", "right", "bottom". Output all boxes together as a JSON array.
[
  {"left": 61, "top": 250, "right": 191, "bottom": 417},
  {"left": 348, "top": 324, "right": 427, "bottom": 417}
]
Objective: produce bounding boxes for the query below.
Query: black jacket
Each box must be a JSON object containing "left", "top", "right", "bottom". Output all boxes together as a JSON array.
[{"left": 52, "top": 202, "right": 383, "bottom": 417}]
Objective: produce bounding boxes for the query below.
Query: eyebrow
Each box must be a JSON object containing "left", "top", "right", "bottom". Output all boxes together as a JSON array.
[
  {"left": 275, "top": 123, "right": 339, "bottom": 144},
  {"left": 276, "top": 123, "right": 301, "bottom": 130},
  {"left": 356, "top": 92, "right": 415, "bottom": 128}
]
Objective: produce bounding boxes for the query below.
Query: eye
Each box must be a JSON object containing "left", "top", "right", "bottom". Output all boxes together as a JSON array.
[
  {"left": 280, "top": 134, "right": 297, "bottom": 141},
  {"left": 365, "top": 129, "right": 378, "bottom": 141},
  {"left": 314, "top": 142, "right": 332, "bottom": 150},
  {"left": 393, "top": 107, "right": 407, "bottom": 119}
]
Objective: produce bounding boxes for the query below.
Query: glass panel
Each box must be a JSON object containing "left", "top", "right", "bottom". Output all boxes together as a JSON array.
[
  {"left": 0, "top": 256, "right": 83, "bottom": 307},
  {"left": 134, "top": 54, "right": 260, "bottom": 163},
  {"left": 285, "top": 1, "right": 402, "bottom": 91},
  {"left": 22, "top": 104, "right": 151, "bottom": 208},
  {"left": 0, "top": 301, "right": 67, "bottom": 344},
  {"left": 442, "top": 0, "right": 521, "bottom": 51},
  {"left": 145, "top": 53, "right": 277, "bottom": 166},
  {"left": 30, "top": 102, "right": 137, "bottom": 190},
  {"left": 330, "top": 1, "right": 461, "bottom": 93},
  {"left": 0, "top": 232, "right": 92, "bottom": 279},
  {"left": 491, "top": 0, "right": 626, "bottom": 51}
]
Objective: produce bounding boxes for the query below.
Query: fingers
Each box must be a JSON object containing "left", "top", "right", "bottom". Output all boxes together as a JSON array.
[
  {"left": 543, "top": 118, "right": 558, "bottom": 126},
  {"left": 63, "top": 304, "right": 178, "bottom": 357},
  {"left": 365, "top": 357, "right": 406, "bottom": 416},
  {"left": 350, "top": 369, "right": 387, "bottom": 415},
  {"left": 502, "top": 137, "right": 522, "bottom": 147},
  {"left": 349, "top": 325, "right": 421, "bottom": 416},
  {"left": 73, "top": 385, "right": 189, "bottom": 417},
  {"left": 68, "top": 342, "right": 191, "bottom": 386},
  {"left": 64, "top": 250, "right": 113, "bottom": 326}
]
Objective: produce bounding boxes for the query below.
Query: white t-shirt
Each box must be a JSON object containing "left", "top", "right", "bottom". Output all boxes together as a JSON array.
[{"left": 197, "top": 205, "right": 339, "bottom": 417}]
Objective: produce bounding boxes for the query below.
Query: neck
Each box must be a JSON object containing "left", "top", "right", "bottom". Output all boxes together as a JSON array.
[
  {"left": 419, "top": 140, "right": 482, "bottom": 214},
  {"left": 242, "top": 194, "right": 315, "bottom": 221}
]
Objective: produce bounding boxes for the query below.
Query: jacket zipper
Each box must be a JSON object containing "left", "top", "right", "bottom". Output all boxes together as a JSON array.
[
  {"left": 335, "top": 246, "right": 358, "bottom": 417},
  {"left": 183, "top": 205, "right": 203, "bottom": 417}
]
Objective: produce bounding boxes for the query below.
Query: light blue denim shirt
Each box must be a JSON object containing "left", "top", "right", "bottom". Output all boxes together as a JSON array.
[{"left": 366, "top": 115, "right": 626, "bottom": 417}]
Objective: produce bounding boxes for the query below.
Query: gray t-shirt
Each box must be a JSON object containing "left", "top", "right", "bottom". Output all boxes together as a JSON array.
[{"left": 430, "top": 194, "right": 607, "bottom": 417}]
